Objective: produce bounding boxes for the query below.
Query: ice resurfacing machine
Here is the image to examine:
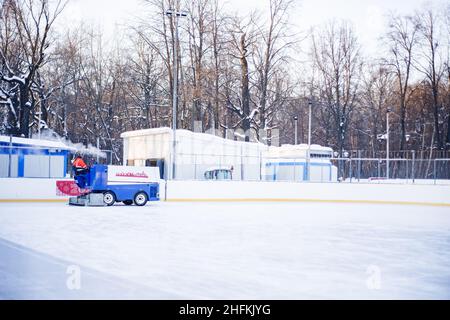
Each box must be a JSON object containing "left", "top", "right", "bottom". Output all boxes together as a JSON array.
[{"left": 57, "top": 165, "right": 160, "bottom": 206}]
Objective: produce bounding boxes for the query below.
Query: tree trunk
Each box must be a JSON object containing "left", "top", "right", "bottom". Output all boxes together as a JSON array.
[
  {"left": 19, "top": 83, "right": 31, "bottom": 138},
  {"left": 446, "top": 113, "right": 450, "bottom": 149},
  {"left": 400, "top": 99, "right": 406, "bottom": 150},
  {"left": 240, "top": 33, "right": 250, "bottom": 142},
  {"left": 431, "top": 84, "right": 442, "bottom": 149}
]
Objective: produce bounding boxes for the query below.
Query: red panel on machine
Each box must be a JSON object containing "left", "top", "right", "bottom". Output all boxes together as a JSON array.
[{"left": 56, "top": 180, "right": 89, "bottom": 196}]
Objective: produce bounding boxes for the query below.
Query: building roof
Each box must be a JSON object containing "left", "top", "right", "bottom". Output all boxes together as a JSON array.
[
  {"left": 121, "top": 127, "right": 269, "bottom": 148},
  {"left": 266, "top": 143, "right": 333, "bottom": 157},
  {"left": 121, "top": 127, "right": 334, "bottom": 160},
  {"left": 121, "top": 127, "right": 173, "bottom": 138},
  {"left": 0, "top": 135, "right": 76, "bottom": 150}
]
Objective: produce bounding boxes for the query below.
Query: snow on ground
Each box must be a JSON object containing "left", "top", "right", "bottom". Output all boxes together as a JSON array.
[{"left": 0, "top": 201, "right": 449, "bottom": 299}]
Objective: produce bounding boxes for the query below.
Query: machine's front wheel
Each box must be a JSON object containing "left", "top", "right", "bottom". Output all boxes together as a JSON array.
[
  {"left": 134, "top": 192, "right": 148, "bottom": 206},
  {"left": 103, "top": 191, "right": 116, "bottom": 206}
]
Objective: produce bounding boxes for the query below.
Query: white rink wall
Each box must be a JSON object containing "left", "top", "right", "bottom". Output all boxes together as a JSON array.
[
  {"left": 1, "top": 178, "right": 450, "bottom": 206},
  {"left": 0, "top": 178, "right": 71, "bottom": 200},
  {"left": 165, "top": 180, "right": 450, "bottom": 205}
]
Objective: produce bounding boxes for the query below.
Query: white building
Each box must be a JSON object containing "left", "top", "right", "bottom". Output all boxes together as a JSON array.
[
  {"left": 120, "top": 127, "right": 337, "bottom": 182},
  {"left": 263, "top": 144, "right": 337, "bottom": 182}
]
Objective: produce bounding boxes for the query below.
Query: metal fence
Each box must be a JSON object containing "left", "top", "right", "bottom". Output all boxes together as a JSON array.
[
  {"left": 1, "top": 144, "right": 449, "bottom": 185},
  {"left": 332, "top": 158, "right": 450, "bottom": 184},
  {"left": 173, "top": 152, "right": 450, "bottom": 185}
]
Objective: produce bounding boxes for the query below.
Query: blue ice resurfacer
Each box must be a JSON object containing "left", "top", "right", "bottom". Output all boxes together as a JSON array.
[{"left": 69, "top": 164, "right": 160, "bottom": 207}]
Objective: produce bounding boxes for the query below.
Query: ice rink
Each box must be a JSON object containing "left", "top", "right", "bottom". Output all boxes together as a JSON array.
[{"left": 0, "top": 201, "right": 449, "bottom": 299}]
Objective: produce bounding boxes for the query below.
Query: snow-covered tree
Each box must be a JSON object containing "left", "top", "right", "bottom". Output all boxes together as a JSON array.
[{"left": 0, "top": 0, "right": 65, "bottom": 137}]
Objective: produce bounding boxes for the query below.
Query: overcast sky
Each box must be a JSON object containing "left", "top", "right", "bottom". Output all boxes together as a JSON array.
[{"left": 56, "top": 0, "right": 447, "bottom": 55}]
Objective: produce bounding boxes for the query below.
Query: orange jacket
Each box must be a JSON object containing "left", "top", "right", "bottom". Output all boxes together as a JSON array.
[{"left": 73, "top": 157, "right": 88, "bottom": 169}]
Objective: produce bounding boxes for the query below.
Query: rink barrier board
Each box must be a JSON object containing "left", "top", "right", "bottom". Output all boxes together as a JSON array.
[
  {"left": 1, "top": 198, "right": 449, "bottom": 207},
  {"left": 165, "top": 198, "right": 450, "bottom": 207},
  {"left": 0, "top": 199, "right": 67, "bottom": 203}
]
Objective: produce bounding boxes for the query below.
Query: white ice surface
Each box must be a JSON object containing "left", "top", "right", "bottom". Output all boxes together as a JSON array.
[{"left": 0, "top": 201, "right": 449, "bottom": 299}]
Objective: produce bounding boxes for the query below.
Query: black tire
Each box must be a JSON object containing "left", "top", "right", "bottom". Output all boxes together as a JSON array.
[
  {"left": 123, "top": 200, "right": 133, "bottom": 206},
  {"left": 103, "top": 191, "right": 116, "bottom": 206},
  {"left": 134, "top": 191, "right": 148, "bottom": 206}
]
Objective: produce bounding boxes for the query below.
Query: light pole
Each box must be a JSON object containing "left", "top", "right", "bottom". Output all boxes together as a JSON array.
[
  {"left": 166, "top": 8, "right": 187, "bottom": 180},
  {"left": 307, "top": 100, "right": 312, "bottom": 181},
  {"left": 386, "top": 107, "right": 391, "bottom": 180},
  {"left": 293, "top": 116, "right": 298, "bottom": 145}
]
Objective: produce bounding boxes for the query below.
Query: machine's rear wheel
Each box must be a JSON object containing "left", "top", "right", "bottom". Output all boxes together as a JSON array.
[
  {"left": 103, "top": 191, "right": 116, "bottom": 206},
  {"left": 123, "top": 200, "right": 133, "bottom": 206},
  {"left": 134, "top": 192, "right": 148, "bottom": 206}
]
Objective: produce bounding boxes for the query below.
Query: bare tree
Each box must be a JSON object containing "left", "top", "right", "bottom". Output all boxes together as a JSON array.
[
  {"left": 311, "top": 21, "right": 362, "bottom": 156},
  {"left": 127, "top": 36, "right": 167, "bottom": 129},
  {"left": 384, "top": 14, "right": 420, "bottom": 150},
  {"left": 0, "top": 0, "right": 65, "bottom": 137},
  {"left": 444, "top": 2, "right": 450, "bottom": 149},
  {"left": 208, "top": 0, "right": 227, "bottom": 134},
  {"left": 138, "top": 0, "right": 177, "bottom": 127},
  {"left": 252, "top": 0, "right": 295, "bottom": 142},
  {"left": 414, "top": 7, "right": 446, "bottom": 150},
  {"left": 226, "top": 15, "right": 257, "bottom": 141},
  {"left": 360, "top": 64, "right": 395, "bottom": 155},
  {"left": 186, "top": 0, "right": 210, "bottom": 131}
]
